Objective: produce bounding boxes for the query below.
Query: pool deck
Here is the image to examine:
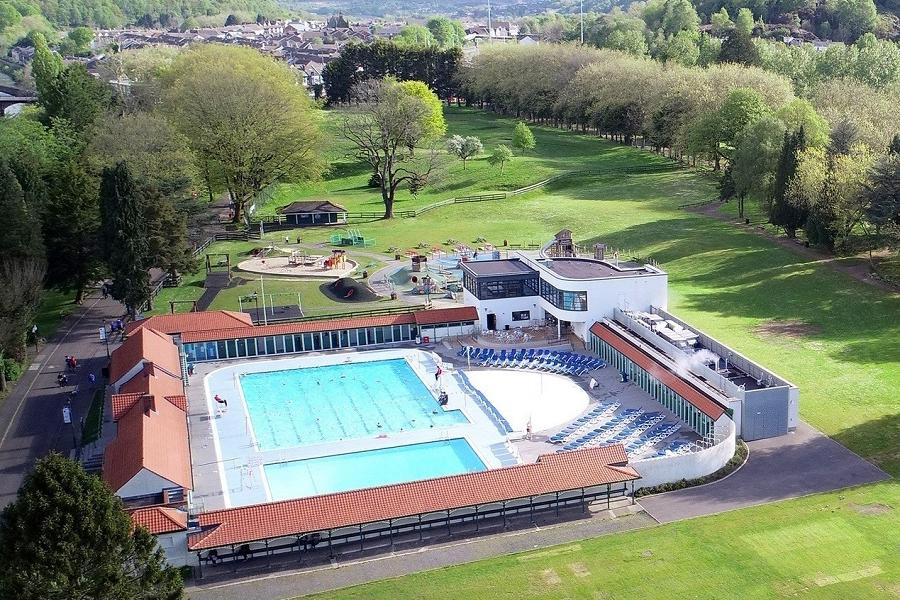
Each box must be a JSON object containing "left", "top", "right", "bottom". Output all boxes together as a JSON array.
[{"left": 186, "top": 348, "right": 512, "bottom": 512}]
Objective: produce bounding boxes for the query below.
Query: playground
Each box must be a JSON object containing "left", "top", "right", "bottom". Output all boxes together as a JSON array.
[
  {"left": 382, "top": 245, "right": 502, "bottom": 299},
  {"left": 237, "top": 247, "right": 357, "bottom": 279}
]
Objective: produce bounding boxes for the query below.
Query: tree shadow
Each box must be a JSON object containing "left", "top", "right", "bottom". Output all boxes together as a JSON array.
[{"left": 831, "top": 412, "right": 900, "bottom": 478}]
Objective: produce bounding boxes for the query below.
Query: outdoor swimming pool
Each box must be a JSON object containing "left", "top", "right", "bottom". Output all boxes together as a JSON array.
[
  {"left": 263, "top": 438, "right": 486, "bottom": 500},
  {"left": 239, "top": 358, "right": 467, "bottom": 450}
]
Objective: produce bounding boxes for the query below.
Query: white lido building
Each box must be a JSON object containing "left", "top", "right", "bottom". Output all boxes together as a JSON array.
[{"left": 461, "top": 252, "right": 667, "bottom": 340}]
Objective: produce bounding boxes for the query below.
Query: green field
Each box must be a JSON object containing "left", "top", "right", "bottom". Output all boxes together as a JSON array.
[{"left": 306, "top": 482, "right": 899, "bottom": 600}]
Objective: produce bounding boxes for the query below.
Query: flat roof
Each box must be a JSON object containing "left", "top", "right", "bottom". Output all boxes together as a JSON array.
[
  {"left": 539, "top": 258, "right": 656, "bottom": 280},
  {"left": 460, "top": 259, "right": 537, "bottom": 277}
]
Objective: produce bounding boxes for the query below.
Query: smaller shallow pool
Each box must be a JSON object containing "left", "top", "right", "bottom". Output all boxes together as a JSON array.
[{"left": 264, "top": 438, "right": 486, "bottom": 500}]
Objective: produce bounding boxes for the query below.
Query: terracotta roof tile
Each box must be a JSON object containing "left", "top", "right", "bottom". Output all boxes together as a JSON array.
[
  {"left": 590, "top": 322, "right": 726, "bottom": 419},
  {"left": 131, "top": 506, "right": 188, "bottom": 535},
  {"left": 103, "top": 395, "right": 192, "bottom": 494},
  {"left": 119, "top": 363, "right": 184, "bottom": 405},
  {"left": 109, "top": 328, "right": 181, "bottom": 386},
  {"left": 180, "top": 307, "right": 477, "bottom": 344},
  {"left": 188, "top": 446, "right": 638, "bottom": 550},
  {"left": 126, "top": 310, "right": 253, "bottom": 335},
  {"left": 414, "top": 306, "right": 478, "bottom": 325}
]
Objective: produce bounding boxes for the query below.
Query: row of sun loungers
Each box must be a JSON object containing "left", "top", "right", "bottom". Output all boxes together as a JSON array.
[
  {"left": 549, "top": 405, "right": 682, "bottom": 457},
  {"left": 456, "top": 346, "right": 606, "bottom": 376}
]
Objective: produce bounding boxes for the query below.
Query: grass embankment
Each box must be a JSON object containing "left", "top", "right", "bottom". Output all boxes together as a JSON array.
[{"left": 306, "top": 482, "right": 899, "bottom": 600}]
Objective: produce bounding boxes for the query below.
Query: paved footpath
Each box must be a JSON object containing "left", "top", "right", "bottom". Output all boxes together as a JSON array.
[
  {"left": 0, "top": 290, "right": 125, "bottom": 506},
  {"left": 639, "top": 421, "right": 890, "bottom": 523}
]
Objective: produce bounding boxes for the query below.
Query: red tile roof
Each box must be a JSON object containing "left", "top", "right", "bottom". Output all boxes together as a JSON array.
[
  {"left": 103, "top": 395, "right": 192, "bottom": 495},
  {"left": 131, "top": 506, "right": 188, "bottom": 535},
  {"left": 590, "top": 322, "right": 727, "bottom": 420},
  {"left": 111, "top": 392, "right": 187, "bottom": 422},
  {"left": 180, "top": 307, "right": 477, "bottom": 344},
  {"left": 188, "top": 446, "right": 639, "bottom": 550},
  {"left": 109, "top": 328, "right": 181, "bottom": 386},
  {"left": 119, "top": 362, "right": 184, "bottom": 404},
  {"left": 414, "top": 306, "right": 478, "bottom": 325},
  {"left": 126, "top": 310, "right": 253, "bottom": 335}
]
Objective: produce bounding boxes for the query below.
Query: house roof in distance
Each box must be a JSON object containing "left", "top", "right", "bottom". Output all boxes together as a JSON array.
[
  {"left": 278, "top": 200, "right": 347, "bottom": 214},
  {"left": 188, "top": 445, "right": 638, "bottom": 550}
]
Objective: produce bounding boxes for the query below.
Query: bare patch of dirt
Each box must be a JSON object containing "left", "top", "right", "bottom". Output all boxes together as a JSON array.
[
  {"left": 568, "top": 562, "right": 591, "bottom": 578},
  {"left": 754, "top": 320, "right": 822, "bottom": 340},
  {"left": 540, "top": 569, "right": 562, "bottom": 585},
  {"left": 849, "top": 502, "right": 893, "bottom": 516}
]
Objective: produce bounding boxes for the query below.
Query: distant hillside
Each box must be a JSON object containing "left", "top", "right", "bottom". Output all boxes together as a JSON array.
[{"left": 10, "top": 0, "right": 284, "bottom": 28}]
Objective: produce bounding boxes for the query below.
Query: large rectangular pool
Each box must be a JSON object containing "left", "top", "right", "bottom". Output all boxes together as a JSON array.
[
  {"left": 239, "top": 358, "right": 468, "bottom": 450},
  {"left": 264, "top": 438, "right": 487, "bottom": 500}
]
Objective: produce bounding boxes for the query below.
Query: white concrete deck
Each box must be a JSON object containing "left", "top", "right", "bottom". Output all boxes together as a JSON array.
[{"left": 187, "top": 349, "right": 517, "bottom": 512}]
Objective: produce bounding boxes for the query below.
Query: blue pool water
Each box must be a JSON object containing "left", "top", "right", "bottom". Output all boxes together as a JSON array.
[
  {"left": 239, "top": 358, "right": 467, "bottom": 450},
  {"left": 264, "top": 438, "right": 486, "bottom": 499}
]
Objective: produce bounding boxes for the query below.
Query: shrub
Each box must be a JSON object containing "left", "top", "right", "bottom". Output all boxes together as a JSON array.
[
  {"left": 634, "top": 439, "right": 748, "bottom": 498},
  {"left": 2, "top": 359, "right": 22, "bottom": 383}
]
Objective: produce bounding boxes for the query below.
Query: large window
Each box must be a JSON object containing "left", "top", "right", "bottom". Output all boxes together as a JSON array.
[
  {"left": 540, "top": 280, "right": 588, "bottom": 311},
  {"left": 512, "top": 310, "right": 531, "bottom": 321}
]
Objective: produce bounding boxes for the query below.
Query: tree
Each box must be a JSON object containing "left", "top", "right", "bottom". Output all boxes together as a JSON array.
[
  {"left": 513, "top": 121, "right": 536, "bottom": 154},
  {"left": 0, "top": 257, "right": 44, "bottom": 385},
  {"left": 829, "top": 118, "right": 861, "bottom": 156},
  {"left": 394, "top": 25, "right": 435, "bottom": 48},
  {"left": 0, "top": 2, "right": 21, "bottom": 31},
  {"left": 710, "top": 8, "right": 733, "bottom": 35},
  {"left": 865, "top": 154, "right": 900, "bottom": 237},
  {"left": 224, "top": 13, "right": 239, "bottom": 26},
  {"left": 100, "top": 162, "right": 150, "bottom": 315},
  {"left": 31, "top": 32, "right": 63, "bottom": 112},
  {"left": 717, "top": 28, "right": 760, "bottom": 66},
  {"left": 0, "top": 159, "right": 43, "bottom": 260},
  {"left": 163, "top": 45, "right": 323, "bottom": 224},
  {"left": 341, "top": 78, "right": 443, "bottom": 219},
  {"left": 398, "top": 80, "right": 447, "bottom": 141},
  {"left": 776, "top": 99, "right": 829, "bottom": 148},
  {"left": 427, "top": 16, "right": 465, "bottom": 48},
  {"left": 447, "top": 135, "right": 483, "bottom": 169},
  {"left": 62, "top": 26, "right": 93, "bottom": 54},
  {"left": 731, "top": 115, "right": 786, "bottom": 218},
  {"left": 488, "top": 144, "right": 513, "bottom": 173},
  {"left": 642, "top": 0, "right": 699, "bottom": 37},
  {"left": 0, "top": 453, "right": 182, "bottom": 599},
  {"left": 718, "top": 87, "right": 771, "bottom": 156},
  {"left": 42, "top": 158, "right": 102, "bottom": 303},
  {"left": 770, "top": 128, "right": 808, "bottom": 236},
  {"left": 734, "top": 8, "right": 754, "bottom": 35}
]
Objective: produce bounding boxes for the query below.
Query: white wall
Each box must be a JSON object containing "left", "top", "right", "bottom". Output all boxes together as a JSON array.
[
  {"left": 156, "top": 531, "right": 190, "bottom": 567},
  {"left": 117, "top": 469, "right": 178, "bottom": 500},
  {"left": 463, "top": 290, "right": 542, "bottom": 331},
  {"left": 632, "top": 420, "right": 736, "bottom": 490}
]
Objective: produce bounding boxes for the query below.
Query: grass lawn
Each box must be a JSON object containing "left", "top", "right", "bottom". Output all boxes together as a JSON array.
[
  {"left": 33, "top": 288, "right": 79, "bottom": 340},
  {"left": 305, "top": 482, "right": 900, "bottom": 600}
]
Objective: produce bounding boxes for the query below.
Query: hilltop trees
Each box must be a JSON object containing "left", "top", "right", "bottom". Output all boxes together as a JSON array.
[
  {"left": 163, "top": 44, "right": 323, "bottom": 224},
  {"left": 341, "top": 78, "right": 445, "bottom": 218},
  {"left": 0, "top": 453, "right": 182, "bottom": 599}
]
